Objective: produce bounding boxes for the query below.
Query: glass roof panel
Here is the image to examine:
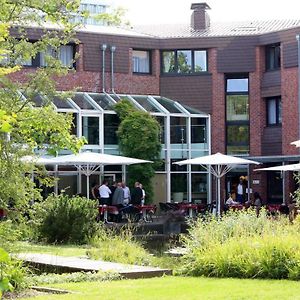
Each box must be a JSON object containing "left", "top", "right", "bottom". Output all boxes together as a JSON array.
[
  {"left": 153, "top": 96, "right": 182, "bottom": 113},
  {"left": 22, "top": 92, "right": 50, "bottom": 107},
  {"left": 52, "top": 96, "right": 74, "bottom": 109},
  {"left": 131, "top": 96, "right": 161, "bottom": 113},
  {"left": 181, "top": 103, "right": 205, "bottom": 114},
  {"left": 72, "top": 93, "right": 95, "bottom": 110},
  {"left": 109, "top": 94, "right": 120, "bottom": 102},
  {"left": 88, "top": 93, "right": 114, "bottom": 110}
]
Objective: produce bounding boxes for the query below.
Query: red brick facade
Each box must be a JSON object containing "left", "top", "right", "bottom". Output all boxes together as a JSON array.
[{"left": 8, "top": 23, "right": 300, "bottom": 205}]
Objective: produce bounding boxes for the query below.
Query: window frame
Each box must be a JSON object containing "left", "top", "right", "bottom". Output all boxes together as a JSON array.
[
  {"left": 265, "top": 43, "right": 281, "bottom": 71},
  {"left": 266, "top": 96, "right": 282, "bottom": 126},
  {"left": 161, "top": 49, "right": 208, "bottom": 75},
  {"left": 132, "top": 49, "right": 151, "bottom": 75}
]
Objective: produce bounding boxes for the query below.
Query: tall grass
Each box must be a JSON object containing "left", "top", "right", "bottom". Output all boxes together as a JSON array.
[
  {"left": 87, "top": 225, "right": 152, "bottom": 266},
  {"left": 177, "top": 210, "right": 300, "bottom": 279}
]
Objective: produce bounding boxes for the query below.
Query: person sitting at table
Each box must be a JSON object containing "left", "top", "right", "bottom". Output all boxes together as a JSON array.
[
  {"left": 225, "top": 193, "right": 239, "bottom": 206},
  {"left": 253, "top": 191, "right": 263, "bottom": 216}
]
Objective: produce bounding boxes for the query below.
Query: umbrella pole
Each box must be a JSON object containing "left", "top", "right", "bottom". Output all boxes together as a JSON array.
[
  {"left": 86, "top": 172, "right": 90, "bottom": 200},
  {"left": 217, "top": 176, "right": 220, "bottom": 216}
]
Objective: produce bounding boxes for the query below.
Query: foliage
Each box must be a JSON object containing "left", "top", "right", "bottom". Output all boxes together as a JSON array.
[
  {"left": 0, "top": 248, "right": 27, "bottom": 298},
  {"left": 114, "top": 100, "right": 161, "bottom": 202},
  {"left": 0, "top": 221, "right": 23, "bottom": 253},
  {"left": 177, "top": 210, "right": 300, "bottom": 279},
  {"left": 14, "top": 242, "right": 90, "bottom": 258},
  {"left": 88, "top": 225, "right": 152, "bottom": 266},
  {"left": 94, "top": 7, "right": 130, "bottom": 26},
  {"left": 35, "top": 194, "right": 98, "bottom": 244},
  {"left": 0, "top": 0, "right": 86, "bottom": 212},
  {"left": 292, "top": 173, "right": 300, "bottom": 206},
  {"left": 26, "top": 271, "right": 121, "bottom": 286}
]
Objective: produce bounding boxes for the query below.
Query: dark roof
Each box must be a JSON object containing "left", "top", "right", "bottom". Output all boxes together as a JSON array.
[{"left": 132, "top": 20, "right": 300, "bottom": 38}]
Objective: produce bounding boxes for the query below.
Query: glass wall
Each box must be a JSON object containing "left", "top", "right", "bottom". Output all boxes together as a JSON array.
[{"left": 27, "top": 92, "right": 210, "bottom": 203}]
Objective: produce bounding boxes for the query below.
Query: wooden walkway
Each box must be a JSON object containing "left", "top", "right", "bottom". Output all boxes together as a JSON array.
[{"left": 17, "top": 253, "right": 172, "bottom": 279}]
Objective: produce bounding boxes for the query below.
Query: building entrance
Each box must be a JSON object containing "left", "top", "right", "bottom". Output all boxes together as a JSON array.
[{"left": 226, "top": 169, "right": 248, "bottom": 203}]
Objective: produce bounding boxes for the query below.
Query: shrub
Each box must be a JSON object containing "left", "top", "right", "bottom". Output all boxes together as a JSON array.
[
  {"left": 0, "top": 248, "right": 27, "bottom": 297},
  {"left": 87, "top": 225, "right": 152, "bottom": 266},
  {"left": 35, "top": 194, "right": 98, "bottom": 244},
  {"left": 177, "top": 210, "right": 300, "bottom": 279},
  {"left": 0, "top": 220, "right": 23, "bottom": 252}
]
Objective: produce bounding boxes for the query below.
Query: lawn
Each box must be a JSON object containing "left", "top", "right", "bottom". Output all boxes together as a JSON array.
[
  {"left": 15, "top": 242, "right": 90, "bottom": 257},
  {"left": 19, "top": 276, "right": 300, "bottom": 300}
]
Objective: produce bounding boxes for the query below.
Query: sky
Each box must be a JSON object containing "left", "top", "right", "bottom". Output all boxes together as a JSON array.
[{"left": 108, "top": 0, "right": 300, "bottom": 25}]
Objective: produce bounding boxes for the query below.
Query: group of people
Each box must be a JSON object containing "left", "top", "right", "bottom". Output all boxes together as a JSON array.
[{"left": 91, "top": 180, "right": 146, "bottom": 207}]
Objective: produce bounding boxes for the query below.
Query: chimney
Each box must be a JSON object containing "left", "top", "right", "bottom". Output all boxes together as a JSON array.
[{"left": 191, "top": 3, "right": 211, "bottom": 30}]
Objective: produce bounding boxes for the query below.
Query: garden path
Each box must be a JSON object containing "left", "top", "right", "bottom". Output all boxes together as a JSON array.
[{"left": 17, "top": 253, "right": 171, "bottom": 279}]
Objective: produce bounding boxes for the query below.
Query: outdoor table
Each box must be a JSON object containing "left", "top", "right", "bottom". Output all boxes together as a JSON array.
[
  {"left": 98, "top": 205, "right": 119, "bottom": 223},
  {"left": 229, "top": 204, "right": 244, "bottom": 211},
  {"left": 135, "top": 205, "right": 156, "bottom": 222},
  {"left": 267, "top": 204, "right": 281, "bottom": 213},
  {"left": 178, "top": 203, "right": 198, "bottom": 217}
]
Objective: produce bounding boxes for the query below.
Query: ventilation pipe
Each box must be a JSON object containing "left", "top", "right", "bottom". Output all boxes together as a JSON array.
[
  {"left": 101, "top": 44, "right": 107, "bottom": 92},
  {"left": 110, "top": 45, "right": 116, "bottom": 93}
]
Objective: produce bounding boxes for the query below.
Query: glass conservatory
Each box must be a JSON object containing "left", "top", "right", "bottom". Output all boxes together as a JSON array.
[{"left": 28, "top": 92, "right": 211, "bottom": 205}]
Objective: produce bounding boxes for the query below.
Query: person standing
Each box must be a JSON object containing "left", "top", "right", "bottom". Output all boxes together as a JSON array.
[
  {"left": 122, "top": 182, "right": 131, "bottom": 205},
  {"left": 109, "top": 181, "right": 117, "bottom": 204},
  {"left": 98, "top": 180, "right": 111, "bottom": 205},
  {"left": 236, "top": 177, "right": 246, "bottom": 203},
  {"left": 91, "top": 182, "right": 100, "bottom": 200},
  {"left": 140, "top": 183, "right": 146, "bottom": 205},
  {"left": 112, "top": 182, "right": 125, "bottom": 207},
  {"left": 131, "top": 181, "right": 143, "bottom": 205}
]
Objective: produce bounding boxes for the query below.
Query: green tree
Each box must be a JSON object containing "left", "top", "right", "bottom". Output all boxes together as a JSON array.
[
  {"left": 0, "top": 1, "right": 86, "bottom": 212},
  {"left": 94, "top": 7, "right": 130, "bottom": 26},
  {"left": 114, "top": 100, "right": 161, "bottom": 203}
]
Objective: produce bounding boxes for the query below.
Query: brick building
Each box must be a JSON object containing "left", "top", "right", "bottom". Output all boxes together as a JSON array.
[{"left": 10, "top": 2, "right": 300, "bottom": 205}]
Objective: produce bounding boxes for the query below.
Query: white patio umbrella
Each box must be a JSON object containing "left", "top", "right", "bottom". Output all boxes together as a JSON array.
[
  {"left": 46, "top": 152, "right": 152, "bottom": 199},
  {"left": 255, "top": 163, "right": 300, "bottom": 203},
  {"left": 291, "top": 140, "right": 300, "bottom": 147},
  {"left": 174, "top": 152, "right": 260, "bottom": 215},
  {"left": 255, "top": 163, "right": 300, "bottom": 172}
]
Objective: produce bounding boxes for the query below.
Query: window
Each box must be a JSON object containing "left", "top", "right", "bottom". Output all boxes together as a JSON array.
[
  {"left": 227, "top": 78, "right": 248, "bottom": 93},
  {"left": 226, "top": 95, "right": 249, "bottom": 121},
  {"left": 226, "top": 75, "right": 249, "bottom": 155},
  {"left": 161, "top": 49, "right": 207, "bottom": 74},
  {"left": 170, "top": 117, "right": 186, "bottom": 144},
  {"left": 40, "top": 45, "right": 74, "bottom": 68},
  {"left": 191, "top": 118, "right": 206, "bottom": 143},
  {"left": 132, "top": 50, "right": 150, "bottom": 73},
  {"left": 104, "top": 114, "right": 119, "bottom": 144},
  {"left": 162, "top": 51, "right": 175, "bottom": 73},
  {"left": 265, "top": 44, "right": 280, "bottom": 71},
  {"left": 82, "top": 116, "right": 99, "bottom": 145},
  {"left": 266, "top": 96, "right": 281, "bottom": 125}
]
